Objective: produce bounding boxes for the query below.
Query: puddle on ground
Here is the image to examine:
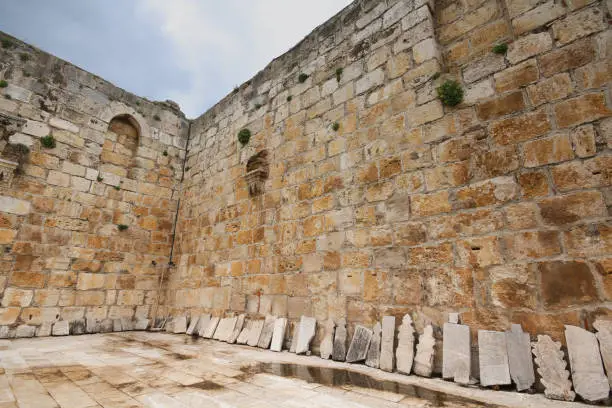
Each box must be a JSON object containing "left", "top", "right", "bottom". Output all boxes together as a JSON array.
[{"left": 251, "top": 363, "right": 504, "bottom": 407}]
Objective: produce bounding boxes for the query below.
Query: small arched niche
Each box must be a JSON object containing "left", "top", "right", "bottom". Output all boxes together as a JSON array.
[
  {"left": 108, "top": 114, "right": 140, "bottom": 156},
  {"left": 245, "top": 150, "right": 269, "bottom": 197}
]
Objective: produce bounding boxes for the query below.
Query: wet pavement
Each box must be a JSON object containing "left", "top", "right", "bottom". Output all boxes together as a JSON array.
[{"left": 0, "top": 332, "right": 590, "bottom": 407}]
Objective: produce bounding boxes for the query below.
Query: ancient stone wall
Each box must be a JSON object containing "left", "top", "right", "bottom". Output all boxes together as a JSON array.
[
  {"left": 169, "top": 0, "right": 611, "bottom": 347},
  {"left": 0, "top": 32, "right": 189, "bottom": 335}
]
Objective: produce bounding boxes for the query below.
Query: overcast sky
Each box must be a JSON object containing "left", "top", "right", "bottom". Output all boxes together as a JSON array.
[{"left": 0, "top": 0, "right": 352, "bottom": 118}]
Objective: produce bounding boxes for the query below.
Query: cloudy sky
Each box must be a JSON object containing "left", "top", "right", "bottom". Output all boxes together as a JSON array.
[{"left": 0, "top": 0, "right": 352, "bottom": 118}]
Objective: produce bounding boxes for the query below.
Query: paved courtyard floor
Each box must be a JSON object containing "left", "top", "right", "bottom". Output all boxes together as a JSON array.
[{"left": 0, "top": 332, "right": 590, "bottom": 408}]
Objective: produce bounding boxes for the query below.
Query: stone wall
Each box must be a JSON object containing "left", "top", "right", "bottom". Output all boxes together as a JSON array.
[
  {"left": 169, "top": 0, "right": 612, "bottom": 348},
  {"left": 0, "top": 32, "right": 189, "bottom": 336}
]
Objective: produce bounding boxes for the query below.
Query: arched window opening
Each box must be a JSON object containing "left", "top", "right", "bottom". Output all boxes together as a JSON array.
[
  {"left": 245, "top": 150, "right": 269, "bottom": 197},
  {"left": 103, "top": 115, "right": 140, "bottom": 177},
  {"left": 108, "top": 114, "right": 139, "bottom": 155}
]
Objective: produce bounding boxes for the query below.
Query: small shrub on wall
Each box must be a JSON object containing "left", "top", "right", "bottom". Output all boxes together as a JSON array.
[
  {"left": 437, "top": 80, "right": 464, "bottom": 107},
  {"left": 238, "top": 129, "right": 251, "bottom": 146}
]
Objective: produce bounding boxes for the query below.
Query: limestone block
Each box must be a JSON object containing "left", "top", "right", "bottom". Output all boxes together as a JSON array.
[
  {"left": 380, "top": 316, "right": 396, "bottom": 372},
  {"left": 366, "top": 322, "right": 382, "bottom": 369},
  {"left": 594, "top": 319, "right": 612, "bottom": 388},
  {"left": 203, "top": 317, "right": 220, "bottom": 339},
  {"left": 505, "top": 324, "right": 535, "bottom": 391},
  {"left": 121, "top": 318, "right": 134, "bottom": 331},
  {"left": 532, "top": 335, "right": 575, "bottom": 401},
  {"left": 478, "top": 330, "right": 511, "bottom": 387},
  {"left": 228, "top": 314, "right": 245, "bottom": 344},
  {"left": 442, "top": 323, "right": 470, "bottom": 385},
  {"left": 52, "top": 321, "right": 69, "bottom": 336},
  {"left": 396, "top": 314, "right": 415, "bottom": 375},
  {"left": 70, "top": 319, "right": 86, "bottom": 335},
  {"left": 236, "top": 320, "right": 252, "bottom": 345},
  {"left": 257, "top": 315, "right": 276, "bottom": 348},
  {"left": 37, "top": 322, "right": 52, "bottom": 337},
  {"left": 15, "top": 325, "right": 36, "bottom": 338},
  {"left": 219, "top": 316, "right": 238, "bottom": 342},
  {"left": 135, "top": 319, "right": 149, "bottom": 331},
  {"left": 565, "top": 325, "right": 609, "bottom": 402},
  {"left": 113, "top": 318, "right": 123, "bottom": 332},
  {"left": 49, "top": 117, "right": 79, "bottom": 133},
  {"left": 320, "top": 319, "right": 335, "bottom": 360},
  {"left": 346, "top": 325, "right": 373, "bottom": 363},
  {"left": 296, "top": 316, "right": 316, "bottom": 355},
  {"left": 270, "top": 318, "right": 287, "bottom": 352},
  {"left": 247, "top": 320, "right": 264, "bottom": 347},
  {"left": 413, "top": 325, "right": 435, "bottom": 377},
  {"left": 196, "top": 314, "right": 211, "bottom": 337},
  {"left": 332, "top": 318, "right": 347, "bottom": 361},
  {"left": 212, "top": 318, "right": 228, "bottom": 340},
  {"left": 0, "top": 196, "right": 31, "bottom": 215},
  {"left": 186, "top": 315, "right": 200, "bottom": 335},
  {"left": 100, "top": 319, "right": 114, "bottom": 333},
  {"left": 86, "top": 318, "right": 100, "bottom": 334},
  {"left": 22, "top": 120, "right": 50, "bottom": 137}
]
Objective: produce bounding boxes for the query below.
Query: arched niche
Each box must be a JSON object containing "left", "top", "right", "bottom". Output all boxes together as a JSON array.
[
  {"left": 108, "top": 114, "right": 140, "bottom": 156},
  {"left": 245, "top": 150, "right": 269, "bottom": 197}
]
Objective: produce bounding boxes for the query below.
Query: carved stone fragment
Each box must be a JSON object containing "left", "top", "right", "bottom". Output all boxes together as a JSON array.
[
  {"left": 257, "top": 315, "right": 276, "bottom": 349},
  {"left": 442, "top": 323, "right": 470, "bottom": 385},
  {"left": 228, "top": 314, "right": 246, "bottom": 344},
  {"left": 346, "top": 325, "right": 373, "bottom": 363},
  {"left": 413, "top": 324, "right": 435, "bottom": 377},
  {"left": 296, "top": 316, "right": 317, "bottom": 354},
  {"left": 532, "top": 335, "right": 575, "bottom": 401},
  {"left": 366, "top": 322, "right": 382, "bottom": 369},
  {"left": 270, "top": 317, "right": 287, "bottom": 352},
  {"left": 332, "top": 318, "right": 347, "bottom": 361},
  {"left": 505, "top": 324, "right": 535, "bottom": 391},
  {"left": 478, "top": 330, "right": 511, "bottom": 387},
  {"left": 594, "top": 319, "right": 612, "bottom": 388},
  {"left": 380, "top": 316, "right": 395, "bottom": 372},
  {"left": 320, "top": 319, "right": 335, "bottom": 360},
  {"left": 565, "top": 325, "right": 609, "bottom": 402},
  {"left": 396, "top": 314, "right": 415, "bottom": 375}
]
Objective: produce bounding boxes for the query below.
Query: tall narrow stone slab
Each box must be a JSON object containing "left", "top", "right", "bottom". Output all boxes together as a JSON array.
[
  {"left": 346, "top": 325, "right": 373, "bottom": 363},
  {"left": 247, "top": 320, "right": 264, "bottom": 347},
  {"left": 212, "top": 318, "right": 229, "bottom": 340},
  {"left": 442, "top": 323, "right": 470, "bottom": 385},
  {"left": 197, "top": 314, "right": 212, "bottom": 337},
  {"left": 320, "top": 319, "right": 335, "bottom": 360},
  {"left": 296, "top": 316, "right": 317, "bottom": 355},
  {"left": 270, "top": 318, "right": 287, "bottom": 352},
  {"left": 290, "top": 322, "right": 298, "bottom": 353},
  {"left": 594, "top": 319, "right": 612, "bottom": 388},
  {"left": 173, "top": 316, "right": 187, "bottom": 334},
  {"left": 113, "top": 319, "right": 122, "bottom": 332},
  {"left": 186, "top": 315, "right": 200, "bottom": 335},
  {"left": 203, "top": 317, "right": 220, "bottom": 339},
  {"left": 366, "top": 322, "right": 381, "bottom": 369},
  {"left": 478, "top": 330, "right": 511, "bottom": 387},
  {"left": 332, "top": 318, "right": 347, "bottom": 361},
  {"left": 380, "top": 316, "right": 396, "bottom": 372},
  {"left": 396, "top": 314, "right": 415, "bottom": 375},
  {"left": 413, "top": 325, "right": 435, "bottom": 377},
  {"left": 236, "top": 320, "right": 252, "bottom": 344},
  {"left": 228, "top": 314, "right": 245, "bottom": 344},
  {"left": 221, "top": 317, "right": 238, "bottom": 342},
  {"left": 532, "top": 335, "right": 575, "bottom": 401},
  {"left": 52, "top": 321, "right": 69, "bottom": 336},
  {"left": 565, "top": 325, "right": 609, "bottom": 402},
  {"left": 258, "top": 315, "right": 276, "bottom": 349},
  {"left": 505, "top": 324, "right": 535, "bottom": 391},
  {"left": 135, "top": 319, "right": 149, "bottom": 331}
]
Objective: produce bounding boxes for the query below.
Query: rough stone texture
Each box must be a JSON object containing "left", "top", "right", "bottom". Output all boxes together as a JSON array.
[
  {"left": 565, "top": 325, "right": 609, "bottom": 402},
  {"left": 532, "top": 335, "right": 575, "bottom": 401},
  {"left": 380, "top": 316, "right": 396, "bottom": 372},
  {"left": 52, "top": 321, "right": 69, "bottom": 336},
  {"left": 197, "top": 314, "right": 212, "bottom": 337},
  {"left": 505, "top": 324, "right": 535, "bottom": 391},
  {"left": 396, "top": 314, "right": 416, "bottom": 375},
  {"left": 594, "top": 319, "right": 612, "bottom": 388},
  {"left": 135, "top": 318, "right": 149, "bottom": 331},
  {"left": 320, "top": 319, "right": 335, "bottom": 360},
  {"left": 172, "top": 316, "right": 187, "bottom": 334},
  {"left": 346, "top": 325, "right": 373, "bottom": 363},
  {"left": 295, "top": 316, "right": 317, "bottom": 355},
  {"left": 203, "top": 317, "right": 220, "bottom": 339},
  {"left": 332, "top": 318, "right": 347, "bottom": 361},
  {"left": 366, "top": 322, "right": 382, "bottom": 369},
  {"left": 442, "top": 323, "right": 470, "bottom": 385},
  {"left": 247, "top": 320, "right": 264, "bottom": 347},
  {"left": 478, "top": 330, "right": 511, "bottom": 387},
  {"left": 236, "top": 320, "right": 251, "bottom": 345},
  {"left": 228, "top": 314, "right": 245, "bottom": 344},
  {"left": 413, "top": 325, "right": 435, "bottom": 377},
  {"left": 186, "top": 315, "right": 200, "bottom": 335},
  {"left": 270, "top": 317, "right": 287, "bottom": 352},
  {"left": 15, "top": 324, "right": 35, "bottom": 338},
  {"left": 257, "top": 315, "right": 276, "bottom": 349}
]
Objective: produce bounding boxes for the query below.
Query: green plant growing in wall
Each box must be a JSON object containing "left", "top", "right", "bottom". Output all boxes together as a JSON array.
[
  {"left": 287, "top": 95, "right": 293, "bottom": 102},
  {"left": 336, "top": 67, "right": 343, "bottom": 83},
  {"left": 4, "top": 95, "right": 11, "bottom": 100},
  {"left": 298, "top": 73, "right": 309, "bottom": 83},
  {"left": 114, "top": 185, "right": 121, "bottom": 191},
  {"left": 117, "top": 224, "right": 129, "bottom": 231},
  {"left": 97, "top": 175, "right": 103, "bottom": 182},
  {"left": 437, "top": 80, "right": 464, "bottom": 107},
  {"left": 0, "top": 80, "right": 8, "bottom": 88},
  {"left": 492, "top": 43, "right": 508, "bottom": 54},
  {"left": 332, "top": 122, "right": 340, "bottom": 132},
  {"left": 233, "top": 86, "right": 239, "bottom": 94},
  {"left": 1, "top": 39, "right": 13, "bottom": 49},
  {"left": 430, "top": 72, "right": 441, "bottom": 81},
  {"left": 153, "top": 114, "right": 161, "bottom": 121},
  {"left": 19, "top": 53, "right": 28, "bottom": 62},
  {"left": 238, "top": 128, "right": 251, "bottom": 146},
  {"left": 163, "top": 150, "right": 168, "bottom": 156},
  {"left": 255, "top": 103, "right": 262, "bottom": 110},
  {"left": 40, "top": 135, "right": 56, "bottom": 148},
  {"left": 23, "top": 71, "right": 31, "bottom": 77}
]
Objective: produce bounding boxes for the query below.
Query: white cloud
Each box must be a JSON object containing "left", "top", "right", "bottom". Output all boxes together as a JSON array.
[{"left": 136, "top": 0, "right": 352, "bottom": 117}]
